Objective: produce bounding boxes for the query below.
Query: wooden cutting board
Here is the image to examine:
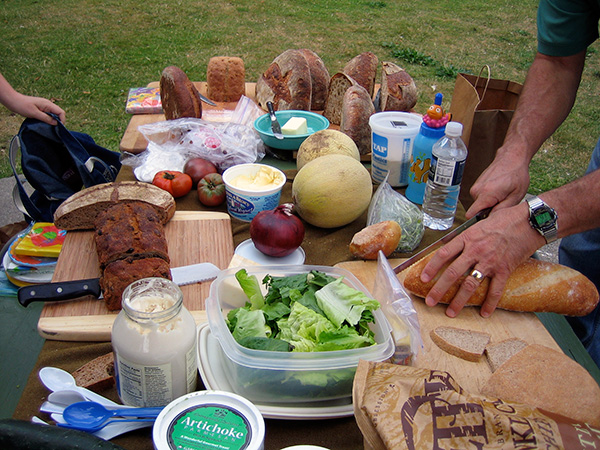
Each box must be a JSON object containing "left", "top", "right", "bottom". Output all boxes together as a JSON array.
[
  {"left": 38, "top": 211, "right": 234, "bottom": 341},
  {"left": 335, "top": 259, "right": 562, "bottom": 394}
]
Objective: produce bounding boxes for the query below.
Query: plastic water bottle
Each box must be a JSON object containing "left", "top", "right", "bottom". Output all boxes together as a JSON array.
[{"left": 422, "top": 121, "right": 468, "bottom": 230}]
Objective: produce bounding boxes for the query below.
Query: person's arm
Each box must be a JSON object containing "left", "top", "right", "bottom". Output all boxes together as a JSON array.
[
  {"left": 0, "top": 73, "right": 65, "bottom": 124},
  {"left": 466, "top": 51, "right": 586, "bottom": 218},
  {"left": 419, "top": 50, "right": 594, "bottom": 318}
]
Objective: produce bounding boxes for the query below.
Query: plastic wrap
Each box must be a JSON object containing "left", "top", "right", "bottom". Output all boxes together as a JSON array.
[
  {"left": 367, "top": 174, "right": 425, "bottom": 252},
  {"left": 372, "top": 251, "right": 423, "bottom": 364},
  {"left": 121, "top": 96, "right": 266, "bottom": 183}
]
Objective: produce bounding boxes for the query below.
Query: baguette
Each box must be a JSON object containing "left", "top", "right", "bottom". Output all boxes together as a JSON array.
[
  {"left": 430, "top": 325, "right": 490, "bottom": 362},
  {"left": 481, "top": 344, "right": 600, "bottom": 426},
  {"left": 53, "top": 181, "right": 176, "bottom": 231},
  {"left": 402, "top": 250, "right": 599, "bottom": 316}
]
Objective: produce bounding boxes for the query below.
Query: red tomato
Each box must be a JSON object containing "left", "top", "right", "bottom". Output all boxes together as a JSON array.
[
  {"left": 183, "top": 157, "right": 218, "bottom": 188},
  {"left": 198, "top": 173, "right": 226, "bottom": 206},
  {"left": 152, "top": 170, "right": 193, "bottom": 198}
]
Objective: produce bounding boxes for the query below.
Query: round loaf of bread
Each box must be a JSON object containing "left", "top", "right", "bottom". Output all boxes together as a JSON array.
[
  {"left": 343, "top": 51, "right": 379, "bottom": 98},
  {"left": 340, "top": 84, "right": 376, "bottom": 155},
  {"left": 160, "top": 65, "right": 203, "bottom": 120},
  {"left": 323, "top": 72, "right": 357, "bottom": 126},
  {"left": 298, "top": 48, "right": 330, "bottom": 110},
  {"left": 206, "top": 56, "right": 246, "bottom": 103},
  {"left": 255, "top": 49, "right": 312, "bottom": 111},
  {"left": 380, "top": 61, "right": 418, "bottom": 112}
]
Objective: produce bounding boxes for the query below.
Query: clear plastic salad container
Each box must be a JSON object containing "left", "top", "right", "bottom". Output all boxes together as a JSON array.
[{"left": 205, "top": 265, "right": 394, "bottom": 404}]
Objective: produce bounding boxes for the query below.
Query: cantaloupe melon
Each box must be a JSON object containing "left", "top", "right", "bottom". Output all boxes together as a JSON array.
[
  {"left": 296, "top": 129, "right": 360, "bottom": 170},
  {"left": 292, "top": 154, "right": 372, "bottom": 228}
]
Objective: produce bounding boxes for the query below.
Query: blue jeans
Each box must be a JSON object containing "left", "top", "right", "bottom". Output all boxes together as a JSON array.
[{"left": 560, "top": 137, "right": 600, "bottom": 367}]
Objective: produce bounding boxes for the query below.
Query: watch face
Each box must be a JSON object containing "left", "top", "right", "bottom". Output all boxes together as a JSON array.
[{"left": 535, "top": 210, "right": 552, "bottom": 226}]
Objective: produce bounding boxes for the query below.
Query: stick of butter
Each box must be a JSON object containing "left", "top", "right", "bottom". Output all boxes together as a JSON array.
[{"left": 281, "top": 117, "right": 308, "bottom": 135}]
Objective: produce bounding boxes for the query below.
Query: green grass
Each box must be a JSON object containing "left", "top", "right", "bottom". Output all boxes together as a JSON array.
[{"left": 1, "top": 0, "right": 598, "bottom": 194}]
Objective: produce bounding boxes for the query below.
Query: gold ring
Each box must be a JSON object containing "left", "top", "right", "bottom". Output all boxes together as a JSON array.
[{"left": 470, "top": 269, "right": 485, "bottom": 282}]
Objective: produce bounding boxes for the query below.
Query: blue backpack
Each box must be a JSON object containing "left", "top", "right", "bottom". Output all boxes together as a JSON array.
[{"left": 9, "top": 113, "right": 121, "bottom": 222}]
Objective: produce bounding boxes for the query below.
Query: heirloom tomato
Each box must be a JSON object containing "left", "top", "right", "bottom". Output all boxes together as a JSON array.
[
  {"left": 198, "top": 173, "right": 226, "bottom": 206},
  {"left": 152, "top": 170, "right": 193, "bottom": 198},
  {"left": 183, "top": 157, "right": 218, "bottom": 188}
]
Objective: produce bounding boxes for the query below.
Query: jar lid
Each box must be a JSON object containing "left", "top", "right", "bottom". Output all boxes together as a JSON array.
[{"left": 153, "top": 390, "right": 265, "bottom": 450}]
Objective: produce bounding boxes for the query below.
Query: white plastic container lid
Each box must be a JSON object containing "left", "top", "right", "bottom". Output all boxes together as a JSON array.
[{"left": 153, "top": 390, "right": 265, "bottom": 450}]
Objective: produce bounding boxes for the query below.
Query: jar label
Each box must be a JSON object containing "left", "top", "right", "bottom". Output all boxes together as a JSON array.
[
  {"left": 168, "top": 404, "right": 253, "bottom": 450},
  {"left": 115, "top": 355, "right": 173, "bottom": 407},
  {"left": 430, "top": 155, "right": 466, "bottom": 187}
]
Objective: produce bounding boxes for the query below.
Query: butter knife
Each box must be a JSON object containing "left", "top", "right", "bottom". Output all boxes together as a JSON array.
[
  {"left": 266, "top": 101, "right": 284, "bottom": 140},
  {"left": 18, "top": 262, "right": 220, "bottom": 306},
  {"left": 393, "top": 207, "right": 492, "bottom": 274},
  {"left": 198, "top": 92, "right": 217, "bottom": 106}
]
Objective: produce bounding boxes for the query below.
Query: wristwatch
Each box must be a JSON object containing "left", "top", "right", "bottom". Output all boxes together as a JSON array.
[{"left": 526, "top": 196, "right": 558, "bottom": 243}]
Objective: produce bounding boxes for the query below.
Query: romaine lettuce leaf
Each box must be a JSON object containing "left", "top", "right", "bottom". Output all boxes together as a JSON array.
[
  {"left": 231, "top": 308, "right": 270, "bottom": 341},
  {"left": 315, "top": 277, "right": 380, "bottom": 328},
  {"left": 277, "top": 302, "right": 335, "bottom": 352},
  {"left": 235, "top": 269, "right": 264, "bottom": 310}
]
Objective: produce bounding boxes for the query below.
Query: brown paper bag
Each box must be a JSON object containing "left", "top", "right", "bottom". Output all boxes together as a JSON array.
[{"left": 449, "top": 66, "right": 522, "bottom": 209}]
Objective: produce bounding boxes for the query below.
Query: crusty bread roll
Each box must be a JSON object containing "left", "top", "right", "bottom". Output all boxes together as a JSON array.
[
  {"left": 255, "top": 49, "right": 312, "bottom": 111},
  {"left": 206, "top": 56, "right": 246, "bottom": 102},
  {"left": 402, "top": 250, "right": 600, "bottom": 316},
  {"left": 349, "top": 220, "right": 401, "bottom": 260},
  {"left": 340, "top": 84, "right": 376, "bottom": 155},
  {"left": 430, "top": 325, "right": 491, "bottom": 362},
  {"left": 53, "top": 181, "right": 176, "bottom": 231},
  {"left": 481, "top": 344, "right": 600, "bottom": 426},
  {"left": 343, "top": 51, "right": 379, "bottom": 98},
  {"left": 380, "top": 61, "right": 418, "bottom": 111},
  {"left": 298, "top": 49, "right": 330, "bottom": 110},
  {"left": 323, "top": 72, "right": 357, "bottom": 126},
  {"left": 160, "top": 66, "right": 203, "bottom": 120}
]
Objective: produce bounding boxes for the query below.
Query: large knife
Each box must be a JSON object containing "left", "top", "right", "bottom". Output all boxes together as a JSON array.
[
  {"left": 18, "top": 262, "right": 221, "bottom": 307},
  {"left": 266, "top": 101, "right": 284, "bottom": 140},
  {"left": 393, "top": 207, "right": 492, "bottom": 274}
]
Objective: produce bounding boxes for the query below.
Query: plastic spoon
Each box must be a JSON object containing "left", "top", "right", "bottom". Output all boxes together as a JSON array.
[
  {"left": 38, "top": 367, "right": 117, "bottom": 406},
  {"left": 62, "top": 401, "right": 162, "bottom": 432}
]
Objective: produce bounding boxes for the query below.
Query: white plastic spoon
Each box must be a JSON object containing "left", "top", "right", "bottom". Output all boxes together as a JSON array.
[{"left": 38, "top": 367, "right": 117, "bottom": 406}]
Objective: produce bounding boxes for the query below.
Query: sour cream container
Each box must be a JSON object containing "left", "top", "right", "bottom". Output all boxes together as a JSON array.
[
  {"left": 112, "top": 278, "right": 198, "bottom": 407},
  {"left": 153, "top": 390, "right": 265, "bottom": 450}
]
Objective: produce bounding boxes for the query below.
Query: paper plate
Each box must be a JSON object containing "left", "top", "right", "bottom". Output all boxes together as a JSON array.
[
  {"left": 3, "top": 250, "right": 55, "bottom": 285},
  {"left": 235, "top": 239, "right": 305, "bottom": 265},
  {"left": 196, "top": 323, "right": 354, "bottom": 420}
]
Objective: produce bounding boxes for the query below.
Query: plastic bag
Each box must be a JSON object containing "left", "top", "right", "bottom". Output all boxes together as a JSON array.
[
  {"left": 372, "top": 251, "right": 423, "bottom": 364},
  {"left": 121, "top": 102, "right": 265, "bottom": 182},
  {"left": 367, "top": 175, "right": 424, "bottom": 252}
]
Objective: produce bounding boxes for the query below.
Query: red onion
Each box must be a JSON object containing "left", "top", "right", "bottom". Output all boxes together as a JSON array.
[{"left": 250, "top": 203, "right": 305, "bottom": 257}]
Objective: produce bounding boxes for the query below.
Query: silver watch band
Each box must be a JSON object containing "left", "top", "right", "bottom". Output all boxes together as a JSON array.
[{"left": 527, "top": 196, "right": 558, "bottom": 244}]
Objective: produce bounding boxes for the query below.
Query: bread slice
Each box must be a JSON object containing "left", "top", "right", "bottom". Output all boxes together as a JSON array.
[
  {"left": 430, "top": 326, "right": 490, "bottom": 362},
  {"left": 160, "top": 66, "right": 203, "bottom": 120},
  {"left": 402, "top": 249, "right": 600, "bottom": 316},
  {"left": 323, "top": 72, "right": 357, "bottom": 126},
  {"left": 485, "top": 338, "right": 528, "bottom": 372},
  {"left": 53, "top": 181, "right": 176, "bottom": 231},
  {"left": 298, "top": 49, "right": 330, "bottom": 110},
  {"left": 481, "top": 344, "right": 600, "bottom": 426},
  {"left": 72, "top": 352, "right": 115, "bottom": 392}
]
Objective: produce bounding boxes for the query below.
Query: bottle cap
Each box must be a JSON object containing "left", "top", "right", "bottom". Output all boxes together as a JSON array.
[{"left": 445, "top": 121, "right": 463, "bottom": 137}]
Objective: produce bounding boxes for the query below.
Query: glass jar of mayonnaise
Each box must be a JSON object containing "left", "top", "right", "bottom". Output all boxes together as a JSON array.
[{"left": 112, "top": 277, "right": 197, "bottom": 407}]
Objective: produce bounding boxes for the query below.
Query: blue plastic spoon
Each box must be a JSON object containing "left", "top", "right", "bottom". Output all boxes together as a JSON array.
[{"left": 61, "top": 401, "right": 163, "bottom": 432}]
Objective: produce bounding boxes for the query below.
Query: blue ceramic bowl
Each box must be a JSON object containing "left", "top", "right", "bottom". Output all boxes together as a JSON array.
[{"left": 254, "top": 110, "right": 330, "bottom": 150}]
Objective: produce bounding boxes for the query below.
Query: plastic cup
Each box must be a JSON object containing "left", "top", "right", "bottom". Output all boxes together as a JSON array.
[
  {"left": 369, "top": 112, "right": 423, "bottom": 187},
  {"left": 222, "top": 163, "right": 286, "bottom": 222}
]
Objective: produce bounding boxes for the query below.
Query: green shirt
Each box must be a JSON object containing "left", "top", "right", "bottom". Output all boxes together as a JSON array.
[{"left": 537, "top": 0, "right": 600, "bottom": 56}]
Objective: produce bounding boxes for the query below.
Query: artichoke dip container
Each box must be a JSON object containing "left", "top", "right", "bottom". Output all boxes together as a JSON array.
[
  {"left": 153, "top": 390, "right": 265, "bottom": 450},
  {"left": 205, "top": 265, "right": 395, "bottom": 404}
]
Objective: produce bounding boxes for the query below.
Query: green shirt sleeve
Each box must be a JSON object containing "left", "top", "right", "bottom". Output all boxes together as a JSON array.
[{"left": 537, "top": 0, "right": 600, "bottom": 56}]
